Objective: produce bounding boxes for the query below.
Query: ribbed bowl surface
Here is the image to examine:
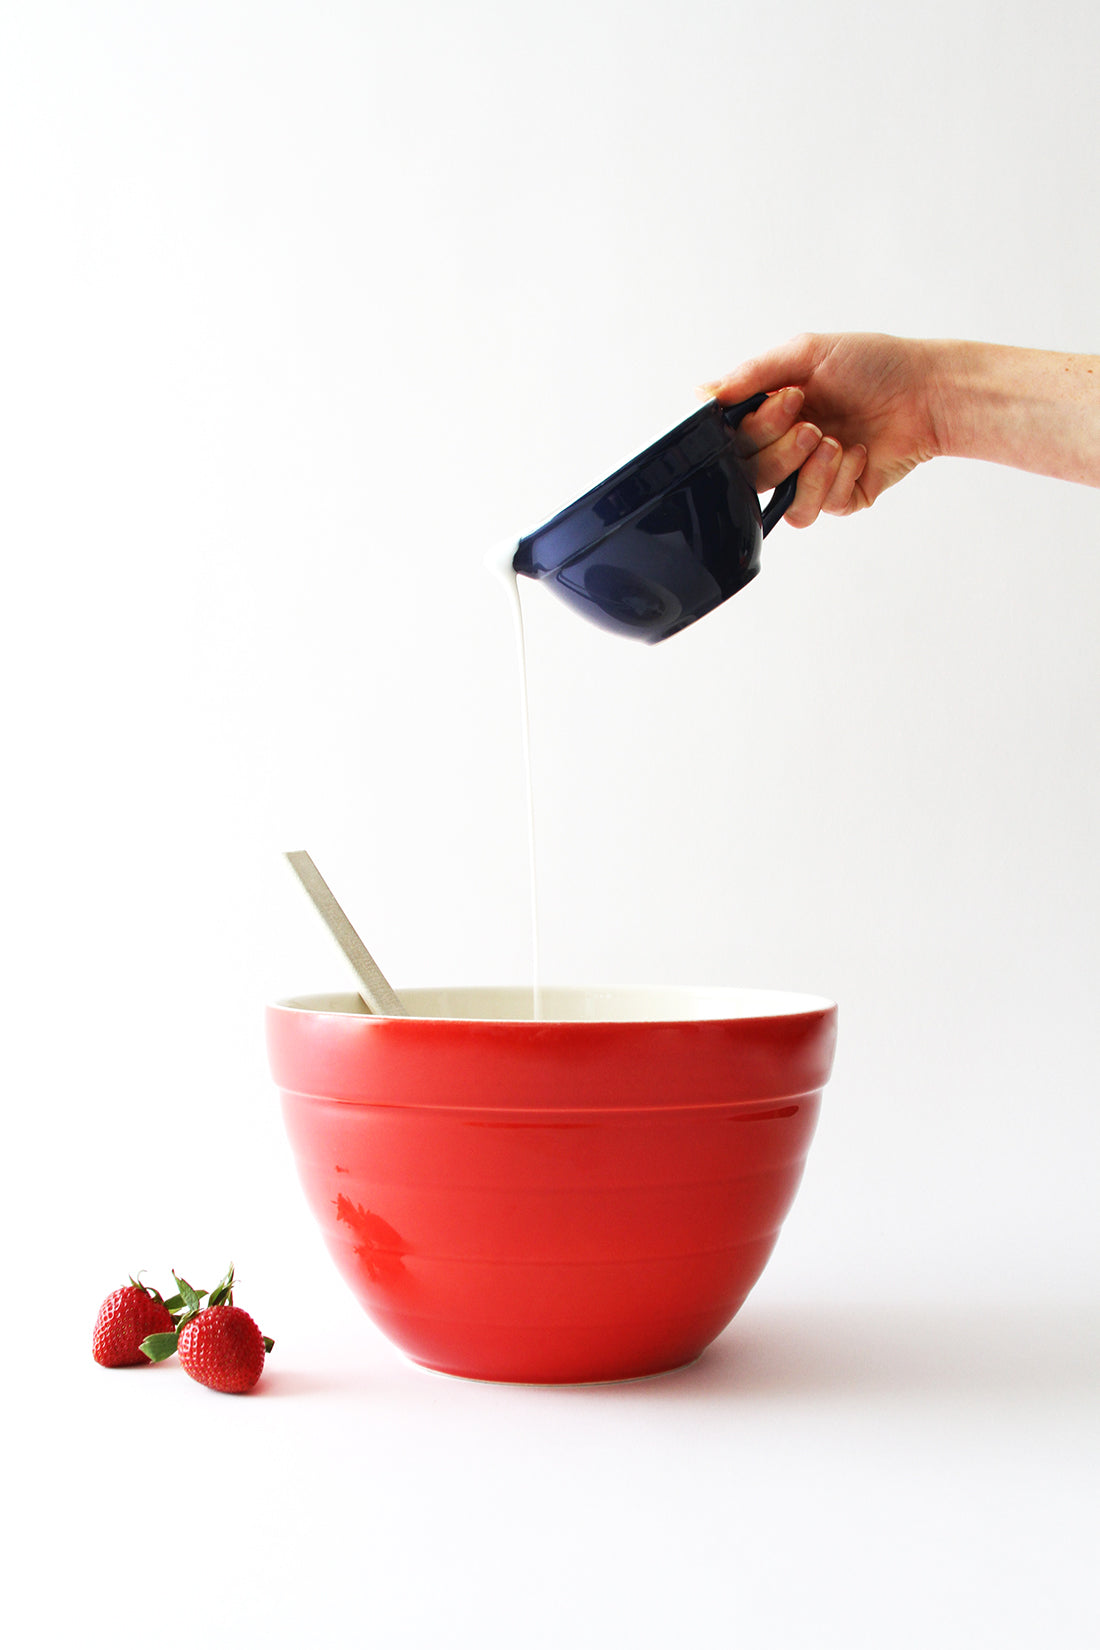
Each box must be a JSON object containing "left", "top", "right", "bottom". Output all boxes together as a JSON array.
[{"left": 268, "top": 988, "right": 837, "bottom": 1383}]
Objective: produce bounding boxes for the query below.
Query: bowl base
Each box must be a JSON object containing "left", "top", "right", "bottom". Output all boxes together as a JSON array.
[{"left": 405, "top": 1350, "right": 705, "bottom": 1388}]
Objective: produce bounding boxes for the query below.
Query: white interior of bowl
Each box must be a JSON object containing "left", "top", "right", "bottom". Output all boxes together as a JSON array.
[{"left": 276, "top": 987, "right": 835, "bottom": 1022}]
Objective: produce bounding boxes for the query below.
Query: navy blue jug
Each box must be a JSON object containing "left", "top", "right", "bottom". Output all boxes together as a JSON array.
[{"left": 512, "top": 393, "right": 798, "bottom": 644}]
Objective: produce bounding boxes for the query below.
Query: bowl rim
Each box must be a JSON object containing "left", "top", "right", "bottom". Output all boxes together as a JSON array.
[{"left": 267, "top": 985, "right": 838, "bottom": 1027}]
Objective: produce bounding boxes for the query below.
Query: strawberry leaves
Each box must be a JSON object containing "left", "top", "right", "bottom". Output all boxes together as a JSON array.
[
  {"left": 164, "top": 1272, "right": 207, "bottom": 1322},
  {"left": 138, "top": 1332, "right": 181, "bottom": 1362},
  {"left": 138, "top": 1272, "right": 206, "bottom": 1363},
  {"left": 206, "top": 1266, "right": 235, "bottom": 1310},
  {"left": 106, "top": 1266, "right": 275, "bottom": 1379}
]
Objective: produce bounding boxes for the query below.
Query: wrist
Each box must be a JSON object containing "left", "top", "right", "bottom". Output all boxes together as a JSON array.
[{"left": 919, "top": 339, "right": 985, "bottom": 462}]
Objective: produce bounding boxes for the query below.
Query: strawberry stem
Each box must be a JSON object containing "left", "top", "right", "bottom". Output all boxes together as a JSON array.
[{"left": 128, "top": 1274, "right": 165, "bottom": 1305}]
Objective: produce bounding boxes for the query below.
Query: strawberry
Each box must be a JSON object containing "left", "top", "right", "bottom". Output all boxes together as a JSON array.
[
  {"left": 141, "top": 1266, "right": 273, "bottom": 1394},
  {"left": 92, "top": 1279, "right": 175, "bottom": 1367},
  {"left": 178, "top": 1303, "right": 268, "bottom": 1393}
]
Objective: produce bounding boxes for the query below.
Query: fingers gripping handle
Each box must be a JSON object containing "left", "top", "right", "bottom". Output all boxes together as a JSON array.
[
  {"left": 721, "top": 393, "right": 801, "bottom": 538},
  {"left": 759, "top": 469, "right": 799, "bottom": 536}
]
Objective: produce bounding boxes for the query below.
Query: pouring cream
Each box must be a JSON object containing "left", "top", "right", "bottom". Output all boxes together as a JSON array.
[{"left": 486, "top": 540, "right": 543, "bottom": 1019}]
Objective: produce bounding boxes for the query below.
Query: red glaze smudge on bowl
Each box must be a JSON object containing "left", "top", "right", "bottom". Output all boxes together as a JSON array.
[{"left": 266, "top": 987, "right": 837, "bottom": 1384}]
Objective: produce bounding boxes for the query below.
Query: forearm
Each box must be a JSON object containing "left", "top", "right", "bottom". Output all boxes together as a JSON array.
[{"left": 929, "top": 340, "right": 1100, "bottom": 487}]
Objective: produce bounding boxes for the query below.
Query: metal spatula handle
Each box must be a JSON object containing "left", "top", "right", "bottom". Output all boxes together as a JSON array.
[{"left": 285, "top": 850, "right": 407, "bottom": 1016}]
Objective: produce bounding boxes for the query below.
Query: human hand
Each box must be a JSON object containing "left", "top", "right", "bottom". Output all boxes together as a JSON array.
[{"left": 703, "top": 333, "right": 946, "bottom": 527}]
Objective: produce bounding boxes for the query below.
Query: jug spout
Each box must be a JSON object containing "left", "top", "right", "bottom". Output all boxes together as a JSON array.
[{"left": 511, "top": 540, "right": 536, "bottom": 579}]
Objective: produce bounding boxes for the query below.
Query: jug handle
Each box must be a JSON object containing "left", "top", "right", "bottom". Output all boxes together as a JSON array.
[{"left": 721, "top": 392, "right": 801, "bottom": 538}]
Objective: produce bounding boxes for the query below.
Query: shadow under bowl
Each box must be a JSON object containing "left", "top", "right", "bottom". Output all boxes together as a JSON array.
[{"left": 266, "top": 986, "right": 838, "bottom": 1384}]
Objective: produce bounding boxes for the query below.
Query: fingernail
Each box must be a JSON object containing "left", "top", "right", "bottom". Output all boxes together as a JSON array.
[
  {"left": 796, "top": 423, "right": 822, "bottom": 451},
  {"left": 696, "top": 381, "right": 723, "bottom": 401},
  {"left": 781, "top": 386, "right": 804, "bottom": 414},
  {"left": 820, "top": 436, "right": 842, "bottom": 460}
]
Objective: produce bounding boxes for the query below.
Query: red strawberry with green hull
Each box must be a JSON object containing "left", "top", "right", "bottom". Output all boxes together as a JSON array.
[
  {"left": 178, "top": 1303, "right": 267, "bottom": 1393},
  {"left": 93, "top": 1280, "right": 175, "bottom": 1367},
  {"left": 141, "top": 1266, "right": 273, "bottom": 1393}
]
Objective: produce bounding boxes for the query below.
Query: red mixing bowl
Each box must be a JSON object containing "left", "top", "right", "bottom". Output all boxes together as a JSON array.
[{"left": 266, "top": 986, "right": 837, "bottom": 1384}]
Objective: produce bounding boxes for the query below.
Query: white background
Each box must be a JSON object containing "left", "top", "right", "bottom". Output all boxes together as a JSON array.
[{"left": 3, "top": 2, "right": 1097, "bottom": 1645}]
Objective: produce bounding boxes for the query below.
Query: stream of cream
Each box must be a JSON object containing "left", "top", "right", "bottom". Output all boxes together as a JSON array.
[{"left": 487, "top": 540, "right": 542, "bottom": 1019}]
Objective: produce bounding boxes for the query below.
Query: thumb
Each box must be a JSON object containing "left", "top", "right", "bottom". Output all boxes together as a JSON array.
[{"left": 700, "top": 332, "right": 825, "bottom": 401}]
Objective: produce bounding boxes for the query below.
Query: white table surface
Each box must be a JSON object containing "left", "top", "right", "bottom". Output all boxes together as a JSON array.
[
  {"left": 11, "top": 1005, "right": 1098, "bottom": 1650},
  {"left": 22, "top": 1264, "right": 1097, "bottom": 1649}
]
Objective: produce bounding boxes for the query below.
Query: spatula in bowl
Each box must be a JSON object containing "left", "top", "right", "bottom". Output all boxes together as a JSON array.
[{"left": 284, "top": 850, "right": 407, "bottom": 1016}]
